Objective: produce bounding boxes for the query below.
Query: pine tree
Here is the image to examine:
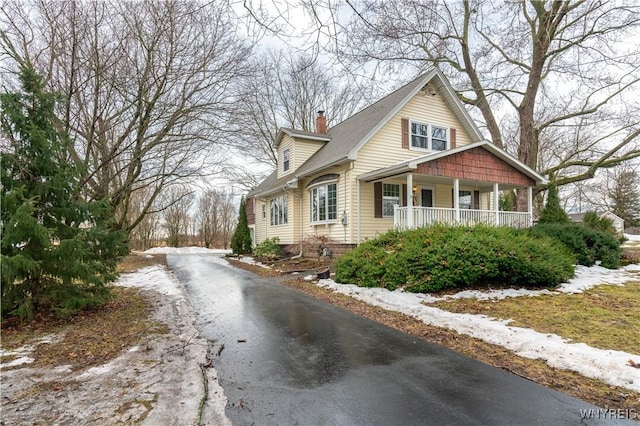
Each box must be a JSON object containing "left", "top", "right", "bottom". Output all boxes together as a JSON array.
[
  {"left": 1, "top": 66, "right": 127, "bottom": 320},
  {"left": 538, "top": 183, "right": 570, "bottom": 224},
  {"left": 231, "top": 197, "right": 253, "bottom": 255},
  {"left": 609, "top": 170, "right": 640, "bottom": 227}
]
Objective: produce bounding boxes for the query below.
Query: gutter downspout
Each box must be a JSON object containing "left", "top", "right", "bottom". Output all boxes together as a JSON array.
[{"left": 356, "top": 178, "right": 361, "bottom": 245}]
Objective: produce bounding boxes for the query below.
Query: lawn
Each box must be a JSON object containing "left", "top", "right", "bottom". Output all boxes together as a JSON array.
[{"left": 429, "top": 280, "right": 640, "bottom": 355}]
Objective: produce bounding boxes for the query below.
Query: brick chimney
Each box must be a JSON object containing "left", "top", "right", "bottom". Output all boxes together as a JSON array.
[{"left": 316, "top": 110, "right": 327, "bottom": 134}]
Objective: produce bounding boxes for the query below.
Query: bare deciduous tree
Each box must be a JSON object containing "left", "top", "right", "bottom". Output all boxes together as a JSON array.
[
  {"left": 196, "top": 189, "right": 221, "bottom": 248},
  {"left": 229, "top": 49, "right": 370, "bottom": 188},
  {"left": 1, "top": 0, "right": 252, "bottom": 232},
  {"left": 241, "top": 1, "right": 640, "bottom": 210},
  {"left": 162, "top": 186, "right": 194, "bottom": 248}
]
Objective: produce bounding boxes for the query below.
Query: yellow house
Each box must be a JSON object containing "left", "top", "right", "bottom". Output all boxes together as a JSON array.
[{"left": 246, "top": 68, "right": 547, "bottom": 253}]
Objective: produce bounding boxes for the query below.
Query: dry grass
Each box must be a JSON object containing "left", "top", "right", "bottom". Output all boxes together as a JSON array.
[
  {"left": 1, "top": 254, "right": 168, "bottom": 371},
  {"left": 429, "top": 281, "right": 640, "bottom": 355},
  {"left": 117, "top": 252, "right": 167, "bottom": 273}
]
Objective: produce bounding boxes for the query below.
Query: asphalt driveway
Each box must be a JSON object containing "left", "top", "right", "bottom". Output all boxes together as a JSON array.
[{"left": 168, "top": 254, "right": 625, "bottom": 425}]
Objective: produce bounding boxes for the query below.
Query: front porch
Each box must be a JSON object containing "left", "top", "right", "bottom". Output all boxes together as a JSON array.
[{"left": 394, "top": 205, "right": 532, "bottom": 230}]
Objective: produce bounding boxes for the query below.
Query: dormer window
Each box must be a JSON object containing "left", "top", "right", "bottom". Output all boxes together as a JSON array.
[
  {"left": 283, "top": 149, "right": 290, "bottom": 172},
  {"left": 410, "top": 121, "right": 448, "bottom": 152}
]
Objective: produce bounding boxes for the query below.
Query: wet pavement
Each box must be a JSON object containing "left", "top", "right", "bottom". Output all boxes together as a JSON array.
[{"left": 168, "top": 254, "right": 627, "bottom": 425}]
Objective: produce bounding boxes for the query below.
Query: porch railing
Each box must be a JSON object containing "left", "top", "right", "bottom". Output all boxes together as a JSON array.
[{"left": 394, "top": 206, "right": 532, "bottom": 230}]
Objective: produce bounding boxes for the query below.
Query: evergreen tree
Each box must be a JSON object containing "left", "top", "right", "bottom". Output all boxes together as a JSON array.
[
  {"left": 609, "top": 170, "right": 640, "bottom": 227},
  {"left": 1, "top": 66, "right": 127, "bottom": 320},
  {"left": 231, "top": 197, "right": 252, "bottom": 255},
  {"left": 538, "top": 183, "right": 570, "bottom": 224}
]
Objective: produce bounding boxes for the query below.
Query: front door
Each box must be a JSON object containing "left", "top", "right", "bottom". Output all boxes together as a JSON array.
[{"left": 421, "top": 188, "right": 433, "bottom": 207}]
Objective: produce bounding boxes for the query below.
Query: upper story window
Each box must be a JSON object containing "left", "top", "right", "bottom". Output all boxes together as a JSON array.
[
  {"left": 382, "top": 183, "right": 400, "bottom": 217},
  {"left": 270, "top": 194, "right": 288, "bottom": 226},
  {"left": 310, "top": 183, "right": 337, "bottom": 224},
  {"left": 282, "top": 149, "right": 290, "bottom": 172},
  {"left": 411, "top": 121, "right": 448, "bottom": 152}
]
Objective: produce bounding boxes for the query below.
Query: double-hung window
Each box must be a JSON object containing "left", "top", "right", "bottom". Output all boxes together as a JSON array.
[
  {"left": 382, "top": 183, "right": 400, "bottom": 217},
  {"left": 270, "top": 195, "right": 288, "bottom": 226},
  {"left": 410, "top": 121, "right": 448, "bottom": 151},
  {"left": 458, "top": 190, "right": 472, "bottom": 210},
  {"left": 282, "top": 149, "right": 290, "bottom": 172},
  {"left": 310, "top": 183, "right": 337, "bottom": 223}
]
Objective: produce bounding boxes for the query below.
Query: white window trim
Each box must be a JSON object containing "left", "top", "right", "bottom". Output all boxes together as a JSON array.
[
  {"left": 458, "top": 189, "right": 473, "bottom": 210},
  {"left": 409, "top": 120, "right": 449, "bottom": 153},
  {"left": 282, "top": 149, "right": 290, "bottom": 172},
  {"left": 382, "top": 183, "right": 400, "bottom": 218},
  {"left": 309, "top": 181, "right": 338, "bottom": 225},
  {"left": 270, "top": 194, "right": 288, "bottom": 226}
]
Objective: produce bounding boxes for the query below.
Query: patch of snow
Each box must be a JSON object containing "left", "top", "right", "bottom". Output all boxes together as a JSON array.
[
  {"left": 303, "top": 274, "right": 315, "bottom": 281},
  {"left": 317, "top": 271, "right": 640, "bottom": 392},
  {"left": 117, "top": 265, "right": 185, "bottom": 298},
  {"left": 143, "top": 246, "right": 231, "bottom": 255},
  {"left": 624, "top": 233, "right": 640, "bottom": 241},
  {"left": 234, "top": 256, "right": 272, "bottom": 269},
  {"left": 1, "top": 356, "right": 34, "bottom": 368},
  {"left": 0, "top": 334, "right": 61, "bottom": 369},
  {"left": 435, "top": 288, "right": 556, "bottom": 302},
  {"left": 144, "top": 254, "right": 154, "bottom": 258},
  {"left": 556, "top": 264, "right": 637, "bottom": 294},
  {"left": 426, "top": 263, "right": 640, "bottom": 302}
]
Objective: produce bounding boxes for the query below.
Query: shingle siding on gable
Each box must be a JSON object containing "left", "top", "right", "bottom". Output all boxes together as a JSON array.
[{"left": 416, "top": 147, "right": 536, "bottom": 186}]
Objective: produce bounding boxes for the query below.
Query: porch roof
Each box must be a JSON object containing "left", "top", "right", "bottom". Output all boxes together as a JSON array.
[{"left": 357, "top": 140, "right": 548, "bottom": 187}]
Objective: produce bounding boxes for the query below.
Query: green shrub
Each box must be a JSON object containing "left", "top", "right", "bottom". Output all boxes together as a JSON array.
[
  {"left": 539, "top": 183, "right": 570, "bottom": 224},
  {"left": 335, "top": 224, "right": 575, "bottom": 293},
  {"left": 529, "top": 223, "right": 620, "bottom": 269},
  {"left": 253, "top": 237, "right": 281, "bottom": 259}
]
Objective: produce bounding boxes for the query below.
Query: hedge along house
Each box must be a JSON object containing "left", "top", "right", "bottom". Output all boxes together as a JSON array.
[{"left": 246, "top": 68, "right": 547, "bottom": 254}]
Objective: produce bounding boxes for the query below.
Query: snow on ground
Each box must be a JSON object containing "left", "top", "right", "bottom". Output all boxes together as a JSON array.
[
  {"left": 314, "top": 276, "right": 640, "bottom": 392},
  {"left": 1, "top": 249, "right": 231, "bottom": 425},
  {"left": 234, "top": 255, "right": 273, "bottom": 269},
  {"left": 143, "top": 246, "right": 231, "bottom": 255},
  {"left": 402, "top": 263, "right": 640, "bottom": 302},
  {"left": 114, "top": 260, "right": 230, "bottom": 424},
  {"left": 624, "top": 233, "right": 640, "bottom": 242},
  {"left": 117, "top": 265, "right": 185, "bottom": 298}
]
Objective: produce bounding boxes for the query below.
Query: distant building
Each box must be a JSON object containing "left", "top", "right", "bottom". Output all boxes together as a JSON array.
[{"left": 568, "top": 211, "right": 625, "bottom": 236}]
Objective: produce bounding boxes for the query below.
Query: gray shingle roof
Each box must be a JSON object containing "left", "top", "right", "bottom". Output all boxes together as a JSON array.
[{"left": 248, "top": 67, "right": 484, "bottom": 197}]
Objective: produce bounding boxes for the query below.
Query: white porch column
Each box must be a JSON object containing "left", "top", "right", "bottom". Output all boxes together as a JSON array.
[
  {"left": 406, "top": 173, "right": 414, "bottom": 229},
  {"left": 493, "top": 183, "right": 500, "bottom": 225},
  {"left": 527, "top": 186, "right": 534, "bottom": 227},
  {"left": 453, "top": 178, "right": 460, "bottom": 223}
]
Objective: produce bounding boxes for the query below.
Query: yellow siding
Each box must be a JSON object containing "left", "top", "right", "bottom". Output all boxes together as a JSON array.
[
  {"left": 277, "top": 135, "right": 295, "bottom": 179},
  {"left": 293, "top": 139, "right": 325, "bottom": 170},
  {"left": 252, "top": 192, "right": 296, "bottom": 245},
  {"left": 351, "top": 90, "right": 476, "bottom": 242},
  {"left": 277, "top": 135, "right": 325, "bottom": 180},
  {"left": 266, "top": 86, "right": 481, "bottom": 245},
  {"left": 435, "top": 184, "right": 452, "bottom": 208},
  {"left": 253, "top": 198, "right": 267, "bottom": 245},
  {"left": 299, "top": 165, "right": 353, "bottom": 244}
]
